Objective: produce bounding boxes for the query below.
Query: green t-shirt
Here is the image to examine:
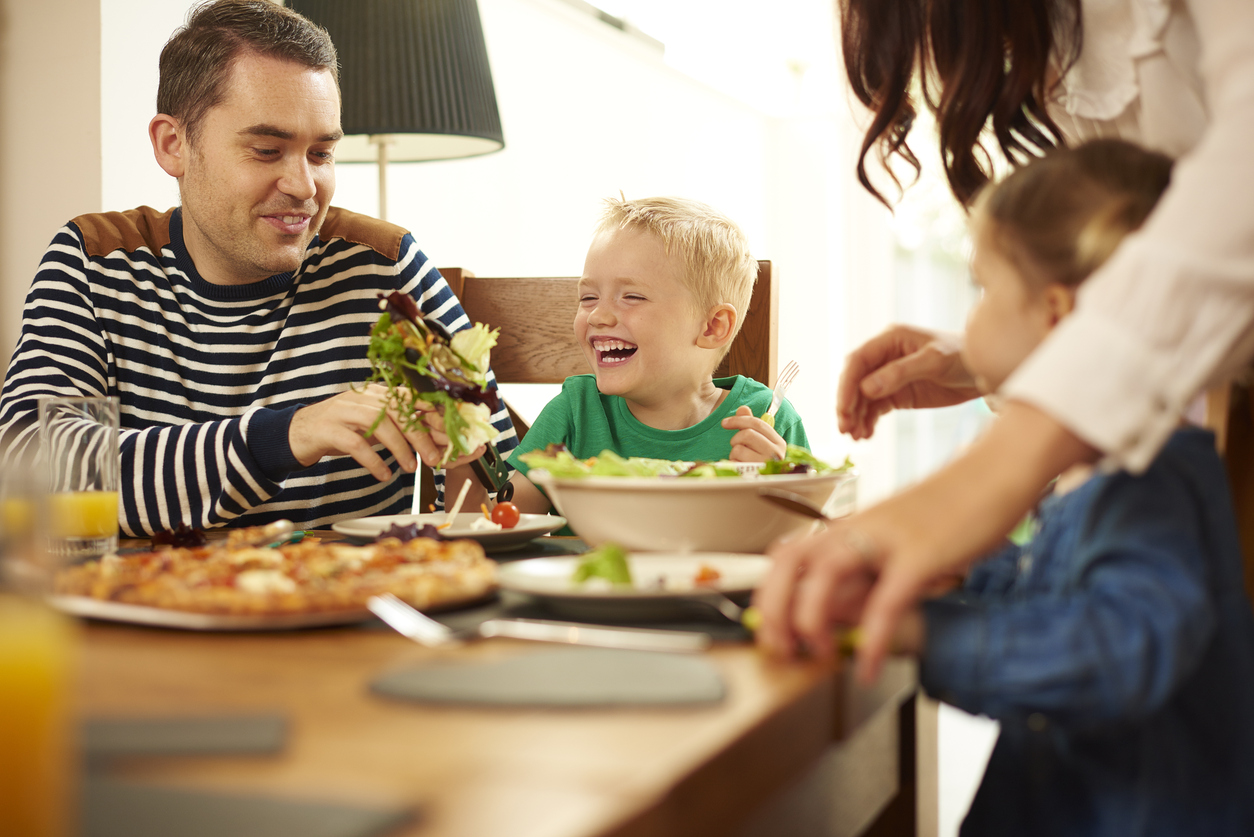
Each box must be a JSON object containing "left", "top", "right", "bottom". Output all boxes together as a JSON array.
[{"left": 507, "top": 374, "right": 809, "bottom": 477}]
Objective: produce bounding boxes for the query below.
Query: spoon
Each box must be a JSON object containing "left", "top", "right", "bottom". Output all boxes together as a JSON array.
[{"left": 757, "top": 487, "right": 834, "bottom": 521}]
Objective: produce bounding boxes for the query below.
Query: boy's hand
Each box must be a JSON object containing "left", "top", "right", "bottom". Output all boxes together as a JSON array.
[{"left": 723, "top": 405, "right": 788, "bottom": 462}]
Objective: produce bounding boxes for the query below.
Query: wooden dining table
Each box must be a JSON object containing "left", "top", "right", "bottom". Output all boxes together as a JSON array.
[{"left": 73, "top": 537, "right": 926, "bottom": 837}]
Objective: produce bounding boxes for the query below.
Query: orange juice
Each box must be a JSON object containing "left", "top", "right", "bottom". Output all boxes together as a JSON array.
[
  {"left": 0, "top": 595, "right": 76, "bottom": 837},
  {"left": 49, "top": 490, "right": 118, "bottom": 539},
  {"left": 1, "top": 495, "right": 35, "bottom": 540}
]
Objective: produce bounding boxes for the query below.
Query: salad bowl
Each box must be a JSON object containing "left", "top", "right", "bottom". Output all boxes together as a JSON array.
[{"left": 529, "top": 454, "right": 856, "bottom": 553}]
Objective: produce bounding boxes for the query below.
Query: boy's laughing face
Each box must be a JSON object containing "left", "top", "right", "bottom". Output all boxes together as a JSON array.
[{"left": 575, "top": 226, "right": 713, "bottom": 409}]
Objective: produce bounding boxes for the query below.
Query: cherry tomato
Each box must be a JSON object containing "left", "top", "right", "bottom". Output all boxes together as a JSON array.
[{"left": 490, "top": 501, "right": 521, "bottom": 529}]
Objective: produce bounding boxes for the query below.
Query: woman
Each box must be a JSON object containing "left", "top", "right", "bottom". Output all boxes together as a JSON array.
[{"left": 755, "top": 0, "right": 1254, "bottom": 682}]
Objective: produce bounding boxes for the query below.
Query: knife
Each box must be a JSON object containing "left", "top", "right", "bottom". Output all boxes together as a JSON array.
[{"left": 368, "top": 594, "right": 710, "bottom": 654}]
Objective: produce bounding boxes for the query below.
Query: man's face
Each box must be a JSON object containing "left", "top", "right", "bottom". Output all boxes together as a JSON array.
[{"left": 178, "top": 51, "right": 341, "bottom": 286}]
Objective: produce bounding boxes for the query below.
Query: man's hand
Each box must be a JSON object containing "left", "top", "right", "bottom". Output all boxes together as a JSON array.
[
  {"left": 288, "top": 384, "right": 484, "bottom": 481},
  {"left": 837, "top": 325, "right": 980, "bottom": 440},
  {"left": 723, "top": 405, "right": 788, "bottom": 462}
]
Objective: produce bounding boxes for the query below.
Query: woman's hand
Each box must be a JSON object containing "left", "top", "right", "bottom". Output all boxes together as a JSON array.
[
  {"left": 755, "top": 401, "right": 1095, "bottom": 682},
  {"left": 723, "top": 405, "right": 788, "bottom": 461},
  {"left": 838, "top": 325, "right": 981, "bottom": 440}
]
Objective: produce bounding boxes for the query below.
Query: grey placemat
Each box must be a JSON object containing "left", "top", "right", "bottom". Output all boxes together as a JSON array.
[
  {"left": 371, "top": 646, "right": 726, "bottom": 707},
  {"left": 82, "top": 715, "right": 287, "bottom": 761},
  {"left": 82, "top": 777, "right": 414, "bottom": 837}
]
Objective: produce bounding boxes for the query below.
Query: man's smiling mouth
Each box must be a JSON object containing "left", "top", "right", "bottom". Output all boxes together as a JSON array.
[
  {"left": 591, "top": 337, "right": 638, "bottom": 364},
  {"left": 262, "top": 213, "right": 313, "bottom": 235}
]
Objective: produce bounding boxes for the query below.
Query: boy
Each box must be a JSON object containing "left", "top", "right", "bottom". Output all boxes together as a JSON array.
[{"left": 506, "top": 196, "right": 808, "bottom": 513}]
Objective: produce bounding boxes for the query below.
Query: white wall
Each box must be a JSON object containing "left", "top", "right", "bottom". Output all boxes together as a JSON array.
[
  {"left": 100, "top": 0, "right": 187, "bottom": 213},
  {"left": 0, "top": 0, "right": 103, "bottom": 369}
]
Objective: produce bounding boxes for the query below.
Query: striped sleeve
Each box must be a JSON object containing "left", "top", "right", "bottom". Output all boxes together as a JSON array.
[{"left": 0, "top": 225, "right": 287, "bottom": 535}]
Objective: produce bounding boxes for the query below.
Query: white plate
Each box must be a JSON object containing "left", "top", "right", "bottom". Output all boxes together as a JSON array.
[
  {"left": 48, "top": 587, "right": 495, "bottom": 632},
  {"left": 48, "top": 596, "right": 372, "bottom": 631},
  {"left": 497, "top": 553, "right": 769, "bottom": 599},
  {"left": 331, "top": 512, "right": 567, "bottom": 552},
  {"left": 496, "top": 553, "right": 769, "bottom": 621}
]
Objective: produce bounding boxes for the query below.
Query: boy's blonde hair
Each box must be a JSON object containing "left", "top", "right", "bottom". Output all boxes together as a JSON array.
[
  {"left": 973, "top": 138, "right": 1173, "bottom": 289},
  {"left": 596, "top": 196, "right": 757, "bottom": 362}
]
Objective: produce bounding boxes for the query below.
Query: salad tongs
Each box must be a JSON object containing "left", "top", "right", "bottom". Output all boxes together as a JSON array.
[
  {"left": 401, "top": 341, "right": 513, "bottom": 502},
  {"left": 368, "top": 594, "right": 710, "bottom": 654}
]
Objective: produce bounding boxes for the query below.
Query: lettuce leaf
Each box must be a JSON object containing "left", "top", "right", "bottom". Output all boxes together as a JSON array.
[
  {"left": 572, "top": 542, "right": 633, "bottom": 586},
  {"left": 449, "top": 323, "right": 499, "bottom": 379}
]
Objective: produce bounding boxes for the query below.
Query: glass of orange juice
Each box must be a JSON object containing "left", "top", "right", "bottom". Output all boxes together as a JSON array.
[
  {"left": 38, "top": 396, "right": 120, "bottom": 562},
  {"left": 1, "top": 459, "right": 77, "bottom": 837}
]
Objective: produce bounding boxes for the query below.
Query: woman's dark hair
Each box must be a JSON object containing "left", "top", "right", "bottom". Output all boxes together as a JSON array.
[
  {"left": 157, "top": 0, "right": 339, "bottom": 146},
  {"left": 976, "top": 138, "right": 1174, "bottom": 289},
  {"left": 839, "top": 0, "right": 1083, "bottom": 208}
]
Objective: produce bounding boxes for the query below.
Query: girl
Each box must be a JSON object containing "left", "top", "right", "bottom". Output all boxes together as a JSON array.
[{"left": 893, "top": 139, "right": 1254, "bottom": 836}]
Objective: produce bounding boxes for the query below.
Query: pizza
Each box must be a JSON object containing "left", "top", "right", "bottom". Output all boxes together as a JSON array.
[{"left": 54, "top": 532, "right": 496, "bottom": 616}]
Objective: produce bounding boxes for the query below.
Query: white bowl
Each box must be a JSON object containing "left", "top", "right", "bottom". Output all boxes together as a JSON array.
[{"left": 531, "top": 469, "right": 857, "bottom": 553}]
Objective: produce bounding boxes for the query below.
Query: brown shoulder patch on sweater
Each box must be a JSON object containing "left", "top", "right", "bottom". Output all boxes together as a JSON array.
[
  {"left": 74, "top": 207, "right": 175, "bottom": 259},
  {"left": 318, "top": 207, "right": 407, "bottom": 261}
]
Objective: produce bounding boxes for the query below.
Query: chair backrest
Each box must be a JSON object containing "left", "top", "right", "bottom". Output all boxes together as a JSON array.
[
  {"left": 441, "top": 260, "right": 778, "bottom": 391},
  {"left": 418, "top": 261, "right": 779, "bottom": 509},
  {"left": 1208, "top": 381, "right": 1254, "bottom": 603}
]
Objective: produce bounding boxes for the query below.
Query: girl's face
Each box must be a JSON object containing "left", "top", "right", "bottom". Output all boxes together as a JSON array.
[{"left": 962, "top": 221, "right": 1070, "bottom": 394}]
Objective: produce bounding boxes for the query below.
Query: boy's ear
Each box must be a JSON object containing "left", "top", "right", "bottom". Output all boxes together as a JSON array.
[
  {"left": 1043, "top": 284, "right": 1077, "bottom": 326},
  {"left": 150, "top": 113, "right": 188, "bottom": 178},
  {"left": 697, "top": 303, "right": 737, "bottom": 350}
]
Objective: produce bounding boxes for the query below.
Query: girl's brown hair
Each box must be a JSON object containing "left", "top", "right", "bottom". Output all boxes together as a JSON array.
[
  {"left": 975, "top": 139, "right": 1173, "bottom": 289},
  {"left": 839, "top": 0, "right": 1082, "bottom": 208}
]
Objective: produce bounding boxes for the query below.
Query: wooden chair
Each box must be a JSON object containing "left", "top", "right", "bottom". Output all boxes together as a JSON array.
[
  {"left": 1208, "top": 381, "right": 1254, "bottom": 603},
  {"left": 418, "top": 261, "right": 779, "bottom": 508}
]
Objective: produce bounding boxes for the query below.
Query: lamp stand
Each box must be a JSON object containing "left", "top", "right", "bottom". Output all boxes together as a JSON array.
[{"left": 370, "top": 134, "right": 396, "bottom": 221}]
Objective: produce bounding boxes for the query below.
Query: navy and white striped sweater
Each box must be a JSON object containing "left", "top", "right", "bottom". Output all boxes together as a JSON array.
[{"left": 0, "top": 205, "right": 517, "bottom": 535}]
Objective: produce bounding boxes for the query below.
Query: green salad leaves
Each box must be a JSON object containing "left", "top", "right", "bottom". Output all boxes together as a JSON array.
[
  {"left": 519, "top": 443, "right": 852, "bottom": 479},
  {"left": 366, "top": 292, "right": 501, "bottom": 465},
  {"left": 572, "top": 542, "right": 633, "bottom": 586}
]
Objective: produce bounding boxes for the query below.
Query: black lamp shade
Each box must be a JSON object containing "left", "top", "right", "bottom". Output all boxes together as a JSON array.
[{"left": 289, "top": 0, "right": 505, "bottom": 162}]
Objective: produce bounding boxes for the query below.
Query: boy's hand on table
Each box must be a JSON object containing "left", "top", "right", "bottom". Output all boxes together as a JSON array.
[{"left": 723, "top": 405, "right": 788, "bottom": 461}]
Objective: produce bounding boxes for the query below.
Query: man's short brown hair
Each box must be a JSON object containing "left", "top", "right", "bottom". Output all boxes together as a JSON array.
[{"left": 157, "top": 0, "right": 339, "bottom": 145}]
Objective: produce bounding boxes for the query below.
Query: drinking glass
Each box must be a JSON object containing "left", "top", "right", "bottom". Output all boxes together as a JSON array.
[
  {"left": 1, "top": 459, "right": 77, "bottom": 837},
  {"left": 39, "top": 396, "right": 120, "bottom": 562}
]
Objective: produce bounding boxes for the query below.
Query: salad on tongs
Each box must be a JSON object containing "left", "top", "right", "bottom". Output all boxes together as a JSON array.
[{"left": 366, "top": 291, "right": 513, "bottom": 500}]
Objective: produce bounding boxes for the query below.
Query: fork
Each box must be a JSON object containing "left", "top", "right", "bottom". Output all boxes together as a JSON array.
[{"left": 762, "top": 360, "right": 800, "bottom": 427}]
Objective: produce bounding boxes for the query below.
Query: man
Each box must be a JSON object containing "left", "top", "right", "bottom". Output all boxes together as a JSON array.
[{"left": 0, "top": 0, "right": 515, "bottom": 535}]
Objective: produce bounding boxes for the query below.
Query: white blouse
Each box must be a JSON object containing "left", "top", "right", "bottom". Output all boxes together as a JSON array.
[{"left": 1000, "top": 0, "right": 1254, "bottom": 471}]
